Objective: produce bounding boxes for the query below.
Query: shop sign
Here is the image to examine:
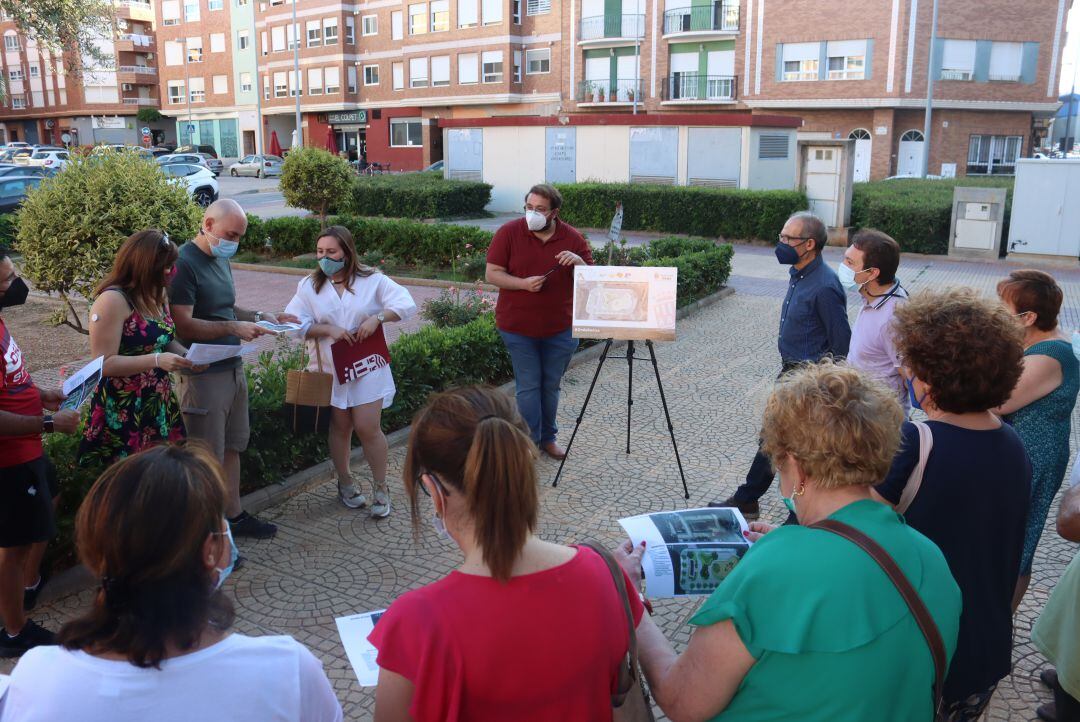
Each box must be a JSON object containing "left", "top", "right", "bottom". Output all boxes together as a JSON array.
[{"left": 327, "top": 110, "right": 368, "bottom": 125}]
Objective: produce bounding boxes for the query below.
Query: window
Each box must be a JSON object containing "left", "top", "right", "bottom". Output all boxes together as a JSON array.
[
  {"left": 989, "top": 41, "right": 1022, "bottom": 81},
  {"left": 240, "top": 72, "right": 252, "bottom": 92},
  {"left": 162, "top": 0, "right": 180, "bottom": 25},
  {"left": 347, "top": 66, "right": 357, "bottom": 92},
  {"left": 409, "top": 4, "right": 427, "bottom": 35},
  {"left": 325, "top": 67, "right": 340, "bottom": 93},
  {"left": 431, "top": 55, "right": 450, "bottom": 86},
  {"left": 288, "top": 69, "right": 301, "bottom": 96},
  {"left": 346, "top": 17, "right": 355, "bottom": 43},
  {"left": 324, "top": 18, "right": 338, "bottom": 45},
  {"left": 288, "top": 23, "right": 300, "bottom": 50},
  {"left": 758, "top": 134, "right": 789, "bottom": 159},
  {"left": 482, "top": 50, "right": 503, "bottom": 82},
  {"left": 261, "top": 30, "right": 268, "bottom": 54},
  {"left": 482, "top": 0, "right": 502, "bottom": 24},
  {"left": 940, "top": 39, "right": 976, "bottom": 81},
  {"left": 236, "top": 0, "right": 248, "bottom": 6},
  {"left": 263, "top": 73, "right": 270, "bottom": 99},
  {"left": 210, "top": 33, "right": 225, "bottom": 53},
  {"left": 392, "top": 61, "right": 404, "bottom": 89},
  {"left": 459, "top": 0, "right": 478, "bottom": 27},
  {"left": 307, "top": 67, "right": 323, "bottom": 95},
  {"left": 513, "top": 0, "right": 520, "bottom": 23},
  {"left": 168, "top": 80, "right": 185, "bottom": 104},
  {"left": 8, "top": 69, "right": 24, "bottom": 81},
  {"left": 271, "top": 26, "right": 285, "bottom": 53},
  {"left": 11, "top": 97, "right": 26, "bottom": 109},
  {"left": 364, "top": 64, "right": 380, "bottom": 85},
  {"left": 967, "top": 134, "right": 1023, "bottom": 175},
  {"left": 526, "top": 0, "right": 550, "bottom": 15},
  {"left": 274, "top": 71, "right": 287, "bottom": 97},
  {"left": 29, "top": 65, "right": 39, "bottom": 78},
  {"left": 513, "top": 50, "right": 521, "bottom": 82},
  {"left": 410, "top": 57, "right": 428, "bottom": 87},
  {"left": 362, "top": 15, "right": 378, "bottom": 36},
  {"left": 782, "top": 42, "right": 819, "bottom": 81},
  {"left": 184, "top": 0, "right": 199, "bottom": 21},
  {"left": 826, "top": 40, "right": 865, "bottom": 80},
  {"left": 392, "top": 11, "right": 403, "bottom": 40},
  {"left": 213, "top": 74, "right": 228, "bottom": 93},
  {"left": 208, "top": 0, "right": 223, "bottom": 9},
  {"left": 189, "top": 77, "right": 205, "bottom": 102},
  {"left": 431, "top": 1, "right": 449, "bottom": 31},
  {"left": 187, "top": 37, "right": 203, "bottom": 62},
  {"left": 459, "top": 52, "right": 479, "bottom": 83},
  {"left": 390, "top": 118, "right": 423, "bottom": 147},
  {"left": 526, "top": 48, "right": 550, "bottom": 74},
  {"left": 238, "top": 29, "right": 250, "bottom": 50},
  {"left": 307, "top": 20, "right": 322, "bottom": 47}
]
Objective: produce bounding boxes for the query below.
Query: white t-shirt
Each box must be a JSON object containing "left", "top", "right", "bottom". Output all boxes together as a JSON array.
[{"left": 0, "top": 634, "right": 343, "bottom": 722}]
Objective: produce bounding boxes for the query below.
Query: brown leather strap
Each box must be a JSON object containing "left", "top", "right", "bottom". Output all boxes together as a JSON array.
[
  {"left": 810, "top": 519, "right": 946, "bottom": 710},
  {"left": 580, "top": 542, "right": 642, "bottom": 679}
]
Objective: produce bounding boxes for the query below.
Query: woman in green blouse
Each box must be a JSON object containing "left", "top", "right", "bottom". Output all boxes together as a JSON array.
[{"left": 617, "top": 362, "right": 963, "bottom": 721}]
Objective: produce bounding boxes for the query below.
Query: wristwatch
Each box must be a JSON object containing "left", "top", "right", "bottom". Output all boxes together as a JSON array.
[
  {"left": 254, "top": 311, "right": 264, "bottom": 322},
  {"left": 376, "top": 312, "right": 386, "bottom": 324},
  {"left": 42, "top": 415, "right": 55, "bottom": 434}
]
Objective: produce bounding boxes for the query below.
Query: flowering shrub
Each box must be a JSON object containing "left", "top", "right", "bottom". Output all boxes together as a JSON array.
[{"left": 420, "top": 283, "right": 495, "bottom": 328}]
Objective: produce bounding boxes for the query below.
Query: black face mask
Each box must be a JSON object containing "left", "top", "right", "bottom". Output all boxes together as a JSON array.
[{"left": 0, "top": 276, "right": 29, "bottom": 310}]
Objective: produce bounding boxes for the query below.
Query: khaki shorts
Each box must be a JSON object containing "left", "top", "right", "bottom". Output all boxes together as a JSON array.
[{"left": 177, "top": 366, "right": 250, "bottom": 458}]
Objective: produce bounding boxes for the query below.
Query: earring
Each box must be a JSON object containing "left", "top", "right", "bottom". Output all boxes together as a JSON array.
[{"left": 793, "top": 482, "right": 807, "bottom": 497}]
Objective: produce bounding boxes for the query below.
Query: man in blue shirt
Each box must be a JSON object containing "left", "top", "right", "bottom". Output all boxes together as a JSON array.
[{"left": 712, "top": 212, "right": 850, "bottom": 518}]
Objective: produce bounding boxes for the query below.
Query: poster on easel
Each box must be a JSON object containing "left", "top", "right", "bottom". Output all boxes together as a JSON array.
[{"left": 572, "top": 265, "right": 678, "bottom": 342}]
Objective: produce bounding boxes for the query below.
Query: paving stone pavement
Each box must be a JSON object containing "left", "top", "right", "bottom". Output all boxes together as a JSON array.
[{"left": 5, "top": 245, "right": 1080, "bottom": 722}]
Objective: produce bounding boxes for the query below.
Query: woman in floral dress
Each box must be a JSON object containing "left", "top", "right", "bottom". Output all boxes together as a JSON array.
[{"left": 79, "top": 230, "right": 201, "bottom": 467}]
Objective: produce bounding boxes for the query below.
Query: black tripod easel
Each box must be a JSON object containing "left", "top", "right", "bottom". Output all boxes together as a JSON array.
[{"left": 552, "top": 338, "right": 690, "bottom": 499}]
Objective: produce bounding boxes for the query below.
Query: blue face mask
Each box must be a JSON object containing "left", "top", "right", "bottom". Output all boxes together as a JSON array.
[
  {"left": 214, "top": 522, "right": 239, "bottom": 590},
  {"left": 778, "top": 481, "right": 798, "bottom": 516},
  {"left": 906, "top": 377, "right": 927, "bottom": 411},
  {"left": 837, "top": 263, "right": 875, "bottom": 291},
  {"left": 318, "top": 256, "right": 346, "bottom": 276},
  {"left": 205, "top": 229, "right": 239, "bottom": 259},
  {"left": 775, "top": 240, "right": 806, "bottom": 265}
]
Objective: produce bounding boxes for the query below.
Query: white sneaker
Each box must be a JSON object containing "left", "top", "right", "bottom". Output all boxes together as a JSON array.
[
  {"left": 370, "top": 488, "right": 391, "bottom": 518},
  {"left": 338, "top": 481, "right": 368, "bottom": 509}
]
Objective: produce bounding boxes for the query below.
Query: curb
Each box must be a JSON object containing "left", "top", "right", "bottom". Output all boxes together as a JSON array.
[{"left": 229, "top": 261, "right": 499, "bottom": 293}]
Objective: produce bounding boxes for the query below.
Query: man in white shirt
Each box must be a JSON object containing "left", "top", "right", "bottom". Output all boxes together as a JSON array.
[{"left": 838, "top": 228, "right": 908, "bottom": 406}]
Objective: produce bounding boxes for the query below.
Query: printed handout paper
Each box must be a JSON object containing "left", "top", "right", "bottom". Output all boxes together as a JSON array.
[
  {"left": 60, "top": 356, "right": 104, "bottom": 411},
  {"left": 572, "top": 265, "right": 678, "bottom": 342},
  {"left": 184, "top": 343, "right": 256, "bottom": 366},
  {"left": 336, "top": 610, "right": 386, "bottom": 687}
]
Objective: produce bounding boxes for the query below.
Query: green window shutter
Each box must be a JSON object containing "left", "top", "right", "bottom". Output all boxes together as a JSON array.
[
  {"left": 1020, "top": 42, "right": 1039, "bottom": 84},
  {"left": 973, "top": 40, "right": 992, "bottom": 83}
]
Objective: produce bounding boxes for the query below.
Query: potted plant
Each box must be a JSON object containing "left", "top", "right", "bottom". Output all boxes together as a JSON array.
[
  {"left": 627, "top": 87, "right": 636, "bottom": 103},
  {"left": 591, "top": 82, "right": 602, "bottom": 103}
]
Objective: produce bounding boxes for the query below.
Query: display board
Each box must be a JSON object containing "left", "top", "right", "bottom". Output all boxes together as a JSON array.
[{"left": 572, "top": 265, "right": 678, "bottom": 341}]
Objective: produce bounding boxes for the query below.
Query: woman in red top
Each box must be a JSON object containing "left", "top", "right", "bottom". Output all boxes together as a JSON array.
[{"left": 369, "top": 385, "right": 642, "bottom": 722}]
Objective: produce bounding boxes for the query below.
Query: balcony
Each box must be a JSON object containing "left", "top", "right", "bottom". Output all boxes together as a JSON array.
[
  {"left": 939, "top": 69, "right": 972, "bottom": 81},
  {"left": 661, "top": 74, "right": 737, "bottom": 103},
  {"left": 663, "top": 3, "right": 739, "bottom": 37},
  {"left": 122, "top": 97, "right": 159, "bottom": 105},
  {"left": 117, "top": 65, "right": 158, "bottom": 85},
  {"left": 115, "top": 0, "right": 154, "bottom": 21},
  {"left": 114, "top": 32, "right": 155, "bottom": 53},
  {"left": 577, "top": 78, "right": 644, "bottom": 105},
  {"left": 579, "top": 14, "right": 645, "bottom": 46}
]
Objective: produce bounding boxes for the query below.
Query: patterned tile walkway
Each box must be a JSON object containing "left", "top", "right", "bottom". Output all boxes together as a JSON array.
[{"left": 5, "top": 246, "right": 1079, "bottom": 721}]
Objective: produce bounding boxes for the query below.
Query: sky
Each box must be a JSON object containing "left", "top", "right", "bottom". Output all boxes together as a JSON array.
[{"left": 1062, "top": 5, "right": 1080, "bottom": 95}]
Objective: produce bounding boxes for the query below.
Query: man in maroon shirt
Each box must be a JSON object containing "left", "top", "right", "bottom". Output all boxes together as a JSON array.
[
  {"left": 0, "top": 250, "right": 80, "bottom": 657},
  {"left": 486, "top": 184, "right": 593, "bottom": 459}
]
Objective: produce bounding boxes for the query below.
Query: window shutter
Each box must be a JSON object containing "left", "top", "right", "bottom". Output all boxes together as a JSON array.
[
  {"left": 1020, "top": 42, "right": 1039, "bottom": 84},
  {"left": 759, "top": 134, "right": 789, "bottom": 159},
  {"left": 817, "top": 41, "right": 827, "bottom": 81},
  {"left": 973, "top": 40, "right": 992, "bottom": 82},
  {"left": 930, "top": 37, "right": 944, "bottom": 80},
  {"left": 864, "top": 39, "right": 873, "bottom": 79},
  {"left": 774, "top": 43, "right": 784, "bottom": 82}
]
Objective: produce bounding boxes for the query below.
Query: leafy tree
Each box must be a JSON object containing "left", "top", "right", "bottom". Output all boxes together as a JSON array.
[
  {"left": 0, "top": 0, "right": 113, "bottom": 71},
  {"left": 279, "top": 147, "right": 353, "bottom": 229},
  {"left": 136, "top": 107, "right": 162, "bottom": 124},
  {"left": 15, "top": 150, "right": 202, "bottom": 334}
]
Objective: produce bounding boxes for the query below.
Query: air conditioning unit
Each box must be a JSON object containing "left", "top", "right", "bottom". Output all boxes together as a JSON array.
[
  {"left": 146, "top": 53, "right": 154, "bottom": 61},
  {"left": 122, "top": 83, "right": 134, "bottom": 91}
]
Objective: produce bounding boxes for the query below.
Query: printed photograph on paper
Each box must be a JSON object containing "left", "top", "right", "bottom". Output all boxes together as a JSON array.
[{"left": 572, "top": 265, "right": 677, "bottom": 342}]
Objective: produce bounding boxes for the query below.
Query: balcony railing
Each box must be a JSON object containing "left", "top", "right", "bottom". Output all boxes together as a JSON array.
[
  {"left": 939, "top": 69, "right": 972, "bottom": 81},
  {"left": 663, "top": 3, "right": 739, "bottom": 34},
  {"left": 117, "top": 32, "right": 154, "bottom": 46},
  {"left": 118, "top": 65, "right": 157, "bottom": 75},
  {"left": 577, "top": 78, "right": 644, "bottom": 103},
  {"left": 579, "top": 14, "right": 645, "bottom": 41},
  {"left": 661, "top": 74, "right": 737, "bottom": 101},
  {"left": 117, "top": 0, "right": 152, "bottom": 8},
  {"left": 122, "top": 97, "right": 158, "bottom": 105}
]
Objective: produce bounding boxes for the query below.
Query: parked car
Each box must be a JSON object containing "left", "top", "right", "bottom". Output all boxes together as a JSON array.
[
  {"left": 22, "top": 149, "right": 70, "bottom": 170},
  {"left": 162, "top": 163, "right": 218, "bottom": 207},
  {"left": 173, "top": 144, "right": 219, "bottom": 159},
  {"left": 91, "top": 144, "right": 154, "bottom": 159},
  {"left": 0, "top": 166, "right": 57, "bottom": 179},
  {"left": 0, "top": 176, "right": 44, "bottom": 213},
  {"left": 192, "top": 153, "right": 223, "bottom": 176},
  {"left": 0, "top": 142, "right": 31, "bottom": 152},
  {"left": 150, "top": 146, "right": 175, "bottom": 157},
  {"left": 229, "top": 154, "right": 283, "bottom": 178},
  {"left": 0, "top": 148, "right": 33, "bottom": 163},
  {"left": 424, "top": 160, "right": 444, "bottom": 172},
  {"left": 156, "top": 153, "right": 212, "bottom": 171}
]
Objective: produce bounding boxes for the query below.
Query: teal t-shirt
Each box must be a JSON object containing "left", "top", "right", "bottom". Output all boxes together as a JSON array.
[
  {"left": 168, "top": 241, "right": 240, "bottom": 371},
  {"left": 690, "top": 500, "right": 961, "bottom": 722}
]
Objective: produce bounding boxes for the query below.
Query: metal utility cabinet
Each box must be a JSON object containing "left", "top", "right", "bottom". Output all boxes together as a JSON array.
[
  {"left": 1006, "top": 159, "right": 1080, "bottom": 262},
  {"left": 949, "top": 186, "right": 1007, "bottom": 260}
]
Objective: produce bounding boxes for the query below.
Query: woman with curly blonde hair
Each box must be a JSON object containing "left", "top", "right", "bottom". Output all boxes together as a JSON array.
[{"left": 877, "top": 288, "right": 1030, "bottom": 721}]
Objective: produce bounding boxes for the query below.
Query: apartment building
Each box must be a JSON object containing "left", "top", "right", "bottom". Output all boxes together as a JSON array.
[{"left": 0, "top": 1, "right": 167, "bottom": 146}]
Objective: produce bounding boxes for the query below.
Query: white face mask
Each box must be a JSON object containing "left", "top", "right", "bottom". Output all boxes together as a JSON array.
[
  {"left": 432, "top": 512, "right": 452, "bottom": 541},
  {"left": 525, "top": 209, "right": 550, "bottom": 232}
]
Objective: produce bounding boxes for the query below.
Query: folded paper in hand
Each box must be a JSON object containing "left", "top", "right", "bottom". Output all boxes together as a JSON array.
[
  {"left": 60, "top": 356, "right": 104, "bottom": 411},
  {"left": 330, "top": 328, "right": 391, "bottom": 385},
  {"left": 335, "top": 610, "right": 385, "bottom": 687},
  {"left": 184, "top": 343, "right": 256, "bottom": 366}
]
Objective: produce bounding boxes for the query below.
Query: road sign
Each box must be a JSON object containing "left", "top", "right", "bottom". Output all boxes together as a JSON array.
[
  {"left": 141, "top": 126, "right": 151, "bottom": 136},
  {"left": 608, "top": 202, "right": 623, "bottom": 243},
  {"left": 186, "top": 123, "right": 196, "bottom": 133}
]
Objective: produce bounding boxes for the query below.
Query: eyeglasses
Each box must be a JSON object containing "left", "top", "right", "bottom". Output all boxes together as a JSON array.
[
  {"left": 778, "top": 234, "right": 812, "bottom": 244},
  {"left": 160, "top": 231, "right": 171, "bottom": 248},
  {"left": 523, "top": 204, "right": 550, "bottom": 214},
  {"left": 417, "top": 471, "right": 451, "bottom": 498}
]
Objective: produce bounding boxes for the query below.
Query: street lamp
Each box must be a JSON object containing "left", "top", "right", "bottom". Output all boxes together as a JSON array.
[
  {"left": 920, "top": 0, "right": 940, "bottom": 178},
  {"left": 291, "top": 0, "right": 302, "bottom": 148}
]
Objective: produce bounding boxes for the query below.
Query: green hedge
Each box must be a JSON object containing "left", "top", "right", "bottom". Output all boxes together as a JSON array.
[
  {"left": 555, "top": 183, "right": 807, "bottom": 241},
  {"left": 346, "top": 172, "right": 492, "bottom": 219},
  {"left": 240, "top": 214, "right": 493, "bottom": 266},
  {"left": 0, "top": 213, "right": 16, "bottom": 251},
  {"left": 850, "top": 177, "right": 1014, "bottom": 255}
]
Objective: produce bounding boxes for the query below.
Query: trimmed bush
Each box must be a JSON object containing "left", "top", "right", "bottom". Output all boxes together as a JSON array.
[
  {"left": 0, "top": 213, "right": 16, "bottom": 251},
  {"left": 280, "top": 147, "right": 355, "bottom": 226},
  {"left": 555, "top": 183, "right": 807, "bottom": 241},
  {"left": 851, "top": 177, "right": 1014, "bottom": 255},
  {"left": 346, "top": 172, "right": 492, "bottom": 219}
]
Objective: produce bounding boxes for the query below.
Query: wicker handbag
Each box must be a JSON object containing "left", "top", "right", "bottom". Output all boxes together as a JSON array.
[{"left": 284, "top": 342, "right": 334, "bottom": 435}]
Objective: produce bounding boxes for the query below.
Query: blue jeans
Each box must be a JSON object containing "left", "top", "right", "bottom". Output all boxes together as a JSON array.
[{"left": 498, "top": 327, "right": 578, "bottom": 445}]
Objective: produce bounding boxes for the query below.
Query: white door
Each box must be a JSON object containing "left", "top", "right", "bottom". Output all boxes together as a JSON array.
[
  {"left": 849, "top": 129, "right": 872, "bottom": 182},
  {"left": 803, "top": 146, "right": 842, "bottom": 227},
  {"left": 1006, "top": 162, "right": 1068, "bottom": 256},
  {"left": 896, "top": 129, "right": 925, "bottom": 177}
]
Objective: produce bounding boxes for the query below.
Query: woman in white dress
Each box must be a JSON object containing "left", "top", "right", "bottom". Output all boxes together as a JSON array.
[{"left": 285, "top": 226, "right": 417, "bottom": 516}]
